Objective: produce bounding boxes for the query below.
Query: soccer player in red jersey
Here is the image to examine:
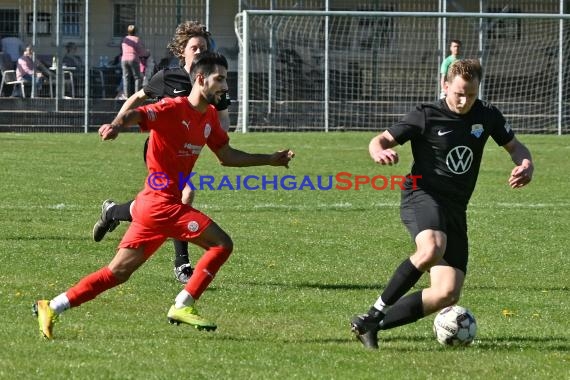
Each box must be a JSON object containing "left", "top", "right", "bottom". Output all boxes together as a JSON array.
[
  {"left": 92, "top": 21, "right": 230, "bottom": 284},
  {"left": 33, "top": 52, "right": 294, "bottom": 339}
]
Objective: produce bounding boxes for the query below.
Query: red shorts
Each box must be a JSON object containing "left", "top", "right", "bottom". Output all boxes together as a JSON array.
[{"left": 118, "top": 195, "right": 213, "bottom": 259}]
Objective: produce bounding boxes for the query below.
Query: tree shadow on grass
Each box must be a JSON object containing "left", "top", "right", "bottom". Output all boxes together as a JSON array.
[
  {"left": 214, "top": 333, "right": 569, "bottom": 352},
  {"left": 1, "top": 235, "right": 90, "bottom": 242},
  {"left": 235, "top": 280, "right": 567, "bottom": 292}
]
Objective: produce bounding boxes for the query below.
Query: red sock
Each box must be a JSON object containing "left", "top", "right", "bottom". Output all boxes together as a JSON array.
[
  {"left": 185, "top": 246, "right": 231, "bottom": 300},
  {"left": 66, "top": 266, "right": 120, "bottom": 307}
]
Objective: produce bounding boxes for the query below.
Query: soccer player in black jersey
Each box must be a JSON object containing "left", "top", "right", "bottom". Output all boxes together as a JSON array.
[
  {"left": 351, "top": 59, "right": 534, "bottom": 349},
  {"left": 92, "top": 21, "right": 231, "bottom": 283}
]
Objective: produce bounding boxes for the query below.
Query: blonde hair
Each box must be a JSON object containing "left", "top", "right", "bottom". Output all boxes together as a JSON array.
[
  {"left": 447, "top": 59, "right": 482, "bottom": 83},
  {"left": 127, "top": 25, "right": 136, "bottom": 35}
]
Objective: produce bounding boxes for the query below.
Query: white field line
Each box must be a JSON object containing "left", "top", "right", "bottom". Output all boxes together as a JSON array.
[{"left": 1, "top": 202, "right": 568, "bottom": 211}]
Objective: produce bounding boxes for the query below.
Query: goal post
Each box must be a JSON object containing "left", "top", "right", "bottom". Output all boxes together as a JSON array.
[{"left": 235, "top": 10, "right": 570, "bottom": 134}]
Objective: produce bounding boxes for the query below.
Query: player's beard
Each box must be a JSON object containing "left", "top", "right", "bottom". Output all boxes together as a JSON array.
[
  {"left": 205, "top": 92, "right": 219, "bottom": 105},
  {"left": 203, "top": 83, "right": 220, "bottom": 105}
]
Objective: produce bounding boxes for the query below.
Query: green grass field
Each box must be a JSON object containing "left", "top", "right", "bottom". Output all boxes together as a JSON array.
[{"left": 0, "top": 132, "right": 568, "bottom": 379}]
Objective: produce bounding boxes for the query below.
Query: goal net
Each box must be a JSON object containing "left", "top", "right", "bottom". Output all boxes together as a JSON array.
[{"left": 235, "top": 11, "right": 570, "bottom": 133}]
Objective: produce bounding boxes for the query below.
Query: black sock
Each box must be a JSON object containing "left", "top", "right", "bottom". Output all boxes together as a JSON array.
[
  {"left": 379, "top": 291, "right": 424, "bottom": 330},
  {"left": 108, "top": 200, "right": 133, "bottom": 222},
  {"left": 173, "top": 240, "right": 190, "bottom": 267},
  {"left": 381, "top": 258, "right": 423, "bottom": 305},
  {"left": 366, "top": 306, "right": 385, "bottom": 323}
]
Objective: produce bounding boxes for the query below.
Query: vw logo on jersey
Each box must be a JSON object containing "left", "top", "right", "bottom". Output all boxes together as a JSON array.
[
  {"left": 204, "top": 123, "right": 211, "bottom": 138},
  {"left": 471, "top": 124, "right": 484, "bottom": 138},
  {"left": 446, "top": 146, "right": 473, "bottom": 174}
]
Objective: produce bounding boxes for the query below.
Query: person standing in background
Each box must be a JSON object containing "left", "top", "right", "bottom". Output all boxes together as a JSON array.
[
  {"left": 139, "top": 49, "right": 154, "bottom": 87},
  {"left": 439, "top": 39, "right": 462, "bottom": 99},
  {"left": 121, "top": 25, "right": 146, "bottom": 97}
]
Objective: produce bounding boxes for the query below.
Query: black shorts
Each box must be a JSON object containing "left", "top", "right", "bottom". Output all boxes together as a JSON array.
[{"left": 400, "top": 189, "right": 469, "bottom": 273}]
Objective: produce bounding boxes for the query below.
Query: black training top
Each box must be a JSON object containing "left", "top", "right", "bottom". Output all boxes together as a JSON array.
[
  {"left": 143, "top": 66, "right": 230, "bottom": 111},
  {"left": 388, "top": 99, "right": 515, "bottom": 206}
]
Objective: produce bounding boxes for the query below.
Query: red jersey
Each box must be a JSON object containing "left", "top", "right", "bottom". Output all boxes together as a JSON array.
[{"left": 137, "top": 96, "right": 229, "bottom": 201}]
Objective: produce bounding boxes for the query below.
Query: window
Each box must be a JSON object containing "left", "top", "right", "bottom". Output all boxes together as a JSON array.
[
  {"left": 27, "top": 12, "right": 51, "bottom": 35},
  {"left": 113, "top": 2, "right": 136, "bottom": 38},
  {"left": 63, "top": 0, "right": 82, "bottom": 37},
  {"left": 24, "top": 2, "right": 81, "bottom": 37},
  {"left": 0, "top": 9, "right": 19, "bottom": 36}
]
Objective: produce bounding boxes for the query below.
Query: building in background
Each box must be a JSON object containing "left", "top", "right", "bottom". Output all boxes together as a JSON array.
[{"left": 0, "top": 0, "right": 567, "bottom": 134}]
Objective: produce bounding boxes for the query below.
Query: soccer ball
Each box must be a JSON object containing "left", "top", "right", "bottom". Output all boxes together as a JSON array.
[{"left": 433, "top": 305, "right": 477, "bottom": 346}]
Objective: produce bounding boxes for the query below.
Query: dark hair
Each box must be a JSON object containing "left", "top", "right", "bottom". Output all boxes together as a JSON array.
[
  {"left": 447, "top": 59, "right": 482, "bottom": 83},
  {"left": 189, "top": 51, "right": 228, "bottom": 81},
  {"left": 450, "top": 39, "right": 462, "bottom": 46},
  {"left": 167, "top": 20, "right": 211, "bottom": 65}
]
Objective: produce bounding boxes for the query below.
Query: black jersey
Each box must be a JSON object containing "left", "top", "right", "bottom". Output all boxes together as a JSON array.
[
  {"left": 143, "top": 66, "right": 230, "bottom": 111},
  {"left": 388, "top": 99, "right": 515, "bottom": 205}
]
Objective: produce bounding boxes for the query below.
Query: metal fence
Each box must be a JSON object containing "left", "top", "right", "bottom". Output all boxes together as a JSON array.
[
  {"left": 236, "top": 9, "right": 570, "bottom": 134},
  {"left": 0, "top": 0, "right": 208, "bottom": 132},
  {"left": 1, "top": 0, "right": 569, "bottom": 133}
]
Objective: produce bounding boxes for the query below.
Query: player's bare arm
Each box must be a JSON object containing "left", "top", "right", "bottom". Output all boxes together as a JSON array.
[
  {"left": 214, "top": 144, "right": 294, "bottom": 168},
  {"left": 118, "top": 89, "right": 149, "bottom": 114},
  {"left": 369, "top": 130, "right": 399, "bottom": 165},
  {"left": 502, "top": 137, "right": 534, "bottom": 189},
  {"left": 99, "top": 109, "right": 143, "bottom": 141}
]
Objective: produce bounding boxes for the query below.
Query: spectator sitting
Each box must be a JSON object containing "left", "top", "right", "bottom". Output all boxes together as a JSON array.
[
  {"left": 14, "top": 45, "right": 52, "bottom": 97},
  {"left": 62, "top": 42, "right": 82, "bottom": 68}
]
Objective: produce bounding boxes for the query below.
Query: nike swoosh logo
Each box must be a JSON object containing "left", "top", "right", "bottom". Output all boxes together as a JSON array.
[
  {"left": 438, "top": 130, "right": 453, "bottom": 136},
  {"left": 173, "top": 89, "right": 185, "bottom": 94}
]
